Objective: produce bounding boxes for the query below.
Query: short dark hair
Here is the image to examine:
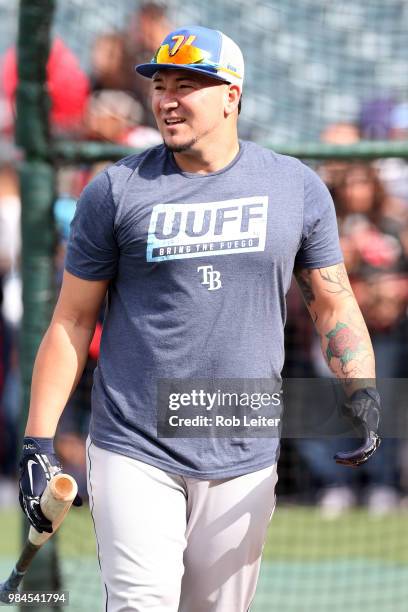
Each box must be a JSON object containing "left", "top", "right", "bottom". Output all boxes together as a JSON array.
[
  {"left": 238, "top": 95, "right": 242, "bottom": 115},
  {"left": 139, "top": 2, "right": 167, "bottom": 19}
]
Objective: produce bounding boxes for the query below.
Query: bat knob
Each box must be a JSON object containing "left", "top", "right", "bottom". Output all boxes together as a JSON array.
[{"left": 0, "top": 581, "right": 18, "bottom": 604}]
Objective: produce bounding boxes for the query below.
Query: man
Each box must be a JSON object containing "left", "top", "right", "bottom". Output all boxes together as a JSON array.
[{"left": 19, "top": 26, "right": 380, "bottom": 612}]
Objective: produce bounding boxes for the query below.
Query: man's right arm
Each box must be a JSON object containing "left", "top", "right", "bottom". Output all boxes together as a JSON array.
[{"left": 25, "top": 270, "right": 110, "bottom": 437}]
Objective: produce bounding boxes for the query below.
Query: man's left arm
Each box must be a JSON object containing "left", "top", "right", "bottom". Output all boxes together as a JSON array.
[{"left": 294, "top": 261, "right": 381, "bottom": 466}]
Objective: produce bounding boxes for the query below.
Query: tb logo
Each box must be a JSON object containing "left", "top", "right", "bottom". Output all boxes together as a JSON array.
[{"left": 197, "top": 265, "right": 222, "bottom": 291}]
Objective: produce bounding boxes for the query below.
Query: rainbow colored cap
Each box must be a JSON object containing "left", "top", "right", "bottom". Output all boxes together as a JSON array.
[{"left": 136, "top": 25, "right": 244, "bottom": 90}]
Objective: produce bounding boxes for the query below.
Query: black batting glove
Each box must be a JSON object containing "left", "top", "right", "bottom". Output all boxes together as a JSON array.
[
  {"left": 19, "top": 437, "right": 82, "bottom": 534},
  {"left": 334, "top": 387, "right": 381, "bottom": 467}
]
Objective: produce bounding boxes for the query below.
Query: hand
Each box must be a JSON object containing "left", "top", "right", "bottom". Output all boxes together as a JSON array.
[
  {"left": 19, "top": 437, "right": 83, "bottom": 533},
  {"left": 334, "top": 387, "right": 381, "bottom": 467}
]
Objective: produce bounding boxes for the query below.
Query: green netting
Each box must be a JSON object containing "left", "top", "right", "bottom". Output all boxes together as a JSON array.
[
  {"left": 49, "top": 0, "right": 408, "bottom": 144},
  {"left": 3, "top": 0, "right": 408, "bottom": 147}
]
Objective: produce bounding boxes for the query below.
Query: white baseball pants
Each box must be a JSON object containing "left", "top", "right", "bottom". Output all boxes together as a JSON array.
[{"left": 86, "top": 439, "right": 277, "bottom": 612}]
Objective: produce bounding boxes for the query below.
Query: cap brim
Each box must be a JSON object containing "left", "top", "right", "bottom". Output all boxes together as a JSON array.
[{"left": 135, "top": 62, "right": 231, "bottom": 84}]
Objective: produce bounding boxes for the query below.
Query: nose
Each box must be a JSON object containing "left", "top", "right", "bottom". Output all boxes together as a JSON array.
[{"left": 160, "top": 95, "right": 179, "bottom": 111}]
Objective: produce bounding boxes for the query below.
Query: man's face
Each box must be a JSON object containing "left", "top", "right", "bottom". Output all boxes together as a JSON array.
[{"left": 151, "top": 69, "right": 231, "bottom": 153}]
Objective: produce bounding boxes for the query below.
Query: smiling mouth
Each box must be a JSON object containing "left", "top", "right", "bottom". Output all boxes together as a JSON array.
[{"left": 164, "top": 118, "right": 186, "bottom": 126}]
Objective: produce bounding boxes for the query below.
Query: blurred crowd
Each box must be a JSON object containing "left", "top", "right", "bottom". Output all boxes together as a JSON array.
[
  {"left": 285, "top": 104, "right": 408, "bottom": 517},
  {"left": 0, "top": 3, "right": 408, "bottom": 516}
]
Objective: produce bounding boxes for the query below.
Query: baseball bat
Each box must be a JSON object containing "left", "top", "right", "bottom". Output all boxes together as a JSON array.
[{"left": 0, "top": 473, "right": 78, "bottom": 604}]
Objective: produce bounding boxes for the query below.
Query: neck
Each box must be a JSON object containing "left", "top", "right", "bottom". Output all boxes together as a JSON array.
[{"left": 172, "top": 137, "right": 240, "bottom": 174}]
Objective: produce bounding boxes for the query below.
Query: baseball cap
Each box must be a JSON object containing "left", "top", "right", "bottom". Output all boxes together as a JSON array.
[{"left": 135, "top": 25, "right": 244, "bottom": 90}]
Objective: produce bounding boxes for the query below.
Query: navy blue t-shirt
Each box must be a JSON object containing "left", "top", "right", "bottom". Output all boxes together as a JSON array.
[{"left": 65, "top": 141, "right": 343, "bottom": 478}]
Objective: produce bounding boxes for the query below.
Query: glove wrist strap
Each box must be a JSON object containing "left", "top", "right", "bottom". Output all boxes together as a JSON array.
[
  {"left": 23, "top": 436, "right": 55, "bottom": 455},
  {"left": 350, "top": 387, "right": 380, "bottom": 406}
]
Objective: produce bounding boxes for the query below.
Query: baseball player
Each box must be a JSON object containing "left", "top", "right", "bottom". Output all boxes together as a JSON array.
[{"left": 19, "top": 25, "right": 381, "bottom": 612}]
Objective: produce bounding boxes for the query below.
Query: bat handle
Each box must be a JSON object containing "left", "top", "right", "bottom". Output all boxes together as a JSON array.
[
  {"left": 0, "top": 542, "right": 41, "bottom": 603},
  {"left": 15, "top": 542, "right": 42, "bottom": 575}
]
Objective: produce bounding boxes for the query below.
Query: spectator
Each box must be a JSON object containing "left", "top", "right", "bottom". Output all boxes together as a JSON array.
[
  {"left": 376, "top": 102, "right": 408, "bottom": 206},
  {"left": 318, "top": 122, "right": 360, "bottom": 195},
  {"left": 128, "top": 2, "right": 173, "bottom": 126},
  {"left": 89, "top": 3, "right": 173, "bottom": 128},
  {"left": 2, "top": 37, "right": 90, "bottom": 136},
  {"left": 85, "top": 89, "right": 162, "bottom": 147},
  {"left": 127, "top": 1, "right": 172, "bottom": 56},
  {"left": 359, "top": 97, "right": 395, "bottom": 141},
  {"left": 335, "top": 163, "right": 408, "bottom": 279},
  {"left": 90, "top": 33, "right": 131, "bottom": 92}
]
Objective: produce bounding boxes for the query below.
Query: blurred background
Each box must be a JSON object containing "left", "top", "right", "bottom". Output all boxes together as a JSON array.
[{"left": 0, "top": 1, "right": 408, "bottom": 611}]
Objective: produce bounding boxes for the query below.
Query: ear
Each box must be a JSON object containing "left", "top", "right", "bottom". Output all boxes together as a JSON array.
[{"left": 224, "top": 84, "right": 241, "bottom": 116}]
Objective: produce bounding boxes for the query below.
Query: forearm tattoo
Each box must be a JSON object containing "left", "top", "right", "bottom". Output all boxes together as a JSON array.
[
  {"left": 318, "top": 266, "right": 353, "bottom": 298},
  {"left": 325, "top": 321, "right": 365, "bottom": 376},
  {"left": 295, "top": 268, "right": 315, "bottom": 306},
  {"left": 294, "top": 264, "right": 375, "bottom": 380}
]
